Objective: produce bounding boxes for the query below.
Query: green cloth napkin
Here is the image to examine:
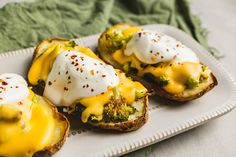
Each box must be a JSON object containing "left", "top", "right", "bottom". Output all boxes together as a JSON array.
[
  {"left": 0, "top": 0, "right": 223, "bottom": 58},
  {"left": 0, "top": 0, "right": 222, "bottom": 156}
]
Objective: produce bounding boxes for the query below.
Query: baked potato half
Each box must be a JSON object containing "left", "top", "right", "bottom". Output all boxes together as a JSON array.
[
  {"left": 0, "top": 73, "right": 69, "bottom": 157},
  {"left": 28, "top": 38, "right": 149, "bottom": 131},
  {"left": 33, "top": 94, "right": 69, "bottom": 157},
  {"left": 98, "top": 23, "right": 218, "bottom": 102}
]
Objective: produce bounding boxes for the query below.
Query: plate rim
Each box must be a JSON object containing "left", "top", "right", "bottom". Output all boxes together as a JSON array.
[{"left": 0, "top": 24, "right": 236, "bottom": 157}]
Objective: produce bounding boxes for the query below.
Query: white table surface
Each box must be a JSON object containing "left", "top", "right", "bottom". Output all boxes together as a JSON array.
[{"left": 0, "top": 0, "right": 236, "bottom": 157}]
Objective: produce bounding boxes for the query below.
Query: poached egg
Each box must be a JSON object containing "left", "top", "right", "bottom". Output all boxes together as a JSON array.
[
  {"left": 124, "top": 30, "right": 199, "bottom": 64},
  {"left": 0, "top": 73, "right": 29, "bottom": 105},
  {"left": 44, "top": 50, "right": 119, "bottom": 106}
]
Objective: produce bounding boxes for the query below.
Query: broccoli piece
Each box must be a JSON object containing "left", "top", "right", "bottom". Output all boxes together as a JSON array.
[
  {"left": 103, "top": 98, "right": 136, "bottom": 123},
  {"left": 89, "top": 115, "right": 103, "bottom": 122},
  {"left": 185, "top": 76, "right": 199, "bottom": 89},
  {"left": 103, "top": 29, "right": 131, "bottom": 52},
  {"left": 122, "top": 62, "right": 138, "bottom": 75},
  {"left": 155, "top": 75, "right": 169, "bottom": 87},
  {"left": 90, "top": 115, "right": 99, "bottom": 121},
  {"left": 66, "top": 40, "right": 76, "bottom": 48},
  {"left": 143, "top": 73, "right": 169, "bottom": 87}
]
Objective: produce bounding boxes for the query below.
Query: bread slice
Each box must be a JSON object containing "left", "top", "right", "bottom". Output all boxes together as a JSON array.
[
  {"left": 97, "top": 23, "right": 218, "bottom": 102},
  {"left": 32, "top": 94, "right": 69, "bottom": 157},
  {"left": 28, "top": 38, "right": 149, "bottom": 132}
]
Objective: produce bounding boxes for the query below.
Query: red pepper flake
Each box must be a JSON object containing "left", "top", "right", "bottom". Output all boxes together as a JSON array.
[
  {"left": 86, "top": 84, "right": 89, "bottom": 88},
  {"left": 18, "top": 101, "right": 23, "bottom": 105},
  {"left": 71, "top": 55, "right": 77, "bottom": 59},
  {"left": 169, "top": 64, "right": 172, "bottom": 67},
  {"left": 68, "top": 76, "right": 71, "bottom": 80},
  {"left": 91, "top": 89, "right": 94, "bottom": 92},
  {"left": 80, "top": 56, "right": 84, "bottom": 61},
  {"left": 2, "top": 81, "right": 8, "bottom": 85},
  {"left": 90, "top": 70, "right": 94, "bottom": 75},
  {"left": 71, "top": 61, "right": 75, "bottom": 65},
  {"left": 138, "top": 32, "right": 142, "bottom": 38},
  {"left": 48, "top": 81, "right": 52, "bottom": 86},
  {"left": 101, "top": 92, "right": 104, "bottom": 95},
  {"left": 102, "top": 75, "right": 106, "bottom": 77},
  {"left": 64, "top": 87, "right": 68, "bottom": 91}
]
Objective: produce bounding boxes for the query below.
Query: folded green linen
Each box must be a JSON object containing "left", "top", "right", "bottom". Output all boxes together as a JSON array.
[
  {"left": 0, "top": 0, "right": 222, "bottom": 58},
  {"left": 0, "top": 0, "right": 222, "bottom": 156}
]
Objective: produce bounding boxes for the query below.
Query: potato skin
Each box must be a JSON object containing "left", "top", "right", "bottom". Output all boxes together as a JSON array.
[
  {"left": 26, "top": 39, "right": 70, "bottom": 157},
  {"left": 33, "top": 97, "right": 69, "bottom": 157},
  {"left": 97, "top": 23, "right": 218, "bottom": 102},
  {"left": 88, "top": 96, "right": 148, "bottom": 132},
  {"left": 29, "top": 38, "right": 149, "bottom": 133}
]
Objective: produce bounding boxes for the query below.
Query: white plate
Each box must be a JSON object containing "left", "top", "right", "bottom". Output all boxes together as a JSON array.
[{"left": 0, "top": 24, "right": 236, "bottom": 157}]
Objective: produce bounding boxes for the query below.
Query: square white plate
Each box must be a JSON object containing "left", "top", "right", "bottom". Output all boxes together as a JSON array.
[{"left": 0, "top": 24, "right": 236, "bottom": 157}]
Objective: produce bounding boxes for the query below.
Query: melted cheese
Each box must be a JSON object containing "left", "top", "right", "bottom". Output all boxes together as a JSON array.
[
  {"left": 122, "top": 27, "right": 143, "bottom": 36},
  {"left": 43, "top": 50, "right": 119, "bottom": 106},
  {"left": 28, "top": 41, "right": 147, "bottom": 123},
  {"left": 0, "top": 90, "right": 55, "bottom": 157},
  {"left": 79, "top": 70, "right": 147, "bottom": 123},
  {"left": 108, "top": 25, "right": 212, "bottom": 94},
  {"left": 112, "top": 49, "right": 207, "bottom": 94},
  {"left": 28, "top": 41, "right": 100, "bottom": 85},
  {"left": 140, "top": 62, "right": 203, "bottom": 94}
]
